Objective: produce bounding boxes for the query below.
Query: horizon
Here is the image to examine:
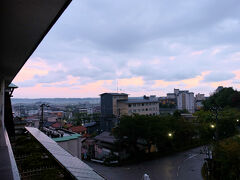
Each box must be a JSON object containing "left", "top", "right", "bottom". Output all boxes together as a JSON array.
[{"left": 12, "top": 0, "right": 240, "bottom": 98}]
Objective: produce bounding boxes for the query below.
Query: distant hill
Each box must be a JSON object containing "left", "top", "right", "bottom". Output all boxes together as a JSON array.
[
  {"left": 11, "top": 98, "right": 100, "bottom": 105},
  {"left": 11, "top": 96, "right": 145, "bottom": 105}
]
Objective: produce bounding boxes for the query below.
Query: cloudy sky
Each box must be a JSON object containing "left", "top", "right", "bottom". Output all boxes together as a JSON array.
[{"left": 13, "top": 0, "right": 240, "bottom": 98}]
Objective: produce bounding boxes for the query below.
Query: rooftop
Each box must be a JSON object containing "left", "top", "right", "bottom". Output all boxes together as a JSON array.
[
  {"left": 95, "top": 131, "right": 116, "bottom": 144},
  {"left": 69, "top": 126, "right": 87, "bottom": 134},
  {"left": 52, "top": 133, "right": 81, "bottom": 142},
  {"left": 118, "top": 99, "right": 159, "bottom": 104},
  {"left": 100, "top": 93, "right": 128, "bottom": 96},
  {"left": 84, "top": 122, "right": 97, "bottom": 127}
]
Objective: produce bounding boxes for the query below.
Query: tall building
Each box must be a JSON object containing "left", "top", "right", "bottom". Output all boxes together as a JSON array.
[
  {"left": 176, "top": 89, "right": 195, "bottom": 113},
  {"left": 100, "top": 93, "right": 128, "bottom": 131},
  {"left": 100, "top": 93, "right": 160, "bottom": 131},
  {"left": 100, "top": 93, "right": 128, "bottom": 118},
  {"left": 168, "top": 89, "right": 195, "bottom": 113}
]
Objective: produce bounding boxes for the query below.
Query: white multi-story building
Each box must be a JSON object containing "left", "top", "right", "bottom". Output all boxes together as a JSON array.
[{"left": 169, "top": 89, "right": 195, "bottom": 113}]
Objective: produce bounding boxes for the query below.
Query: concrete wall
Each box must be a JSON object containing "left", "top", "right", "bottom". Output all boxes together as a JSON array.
[
  {"left": 117, "top": 101, "right": 128, "bottom": 116},
  {"left": 57, "top": 138, "right": 82, "bottom": 159},
  {"left": 177, "top": 92, "right": 195, "bottom": 113},
  {"left": 112, "top": 95, "right": 128, "bottom": 117}
]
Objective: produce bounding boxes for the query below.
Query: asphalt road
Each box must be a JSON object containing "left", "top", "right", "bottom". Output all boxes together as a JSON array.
[{"left": 86, "top": 147, "right": 205, "bottom": 180}]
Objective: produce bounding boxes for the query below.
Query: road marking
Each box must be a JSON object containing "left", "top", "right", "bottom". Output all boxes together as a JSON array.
[{"left": 176, "top": 154, "right": 199, "bottom": 177}]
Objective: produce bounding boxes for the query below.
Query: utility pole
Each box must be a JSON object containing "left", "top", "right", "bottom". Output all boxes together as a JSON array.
[{"left": 39, "top": 103, "right": 49, "bottom": 130}]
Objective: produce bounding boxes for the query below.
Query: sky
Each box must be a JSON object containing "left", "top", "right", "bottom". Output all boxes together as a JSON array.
[{"left": 13, "top": 0, "right": 240, "bottom": 98}]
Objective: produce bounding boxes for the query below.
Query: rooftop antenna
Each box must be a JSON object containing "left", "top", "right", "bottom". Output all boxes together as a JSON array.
[{"left": 116, "top": 79, "right": 118, "bottom": 93}]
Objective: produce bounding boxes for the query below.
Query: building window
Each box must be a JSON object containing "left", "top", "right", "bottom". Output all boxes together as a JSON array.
[
  {"left": 142, "top": 103, "right": 144, "bottom": 106},
  {"left": 128, "top": 104, "right": 131, "bottom": 107},
  {"left": 133, "top": 104, "right": 136, "bottom": 107},
  {"left": 146, "top": 108, "right": 148, "bottom": 111}
]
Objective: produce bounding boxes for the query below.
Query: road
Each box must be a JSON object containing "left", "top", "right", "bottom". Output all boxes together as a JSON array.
[{"left": 86, "top": 147, "right": 205, "bottom": 180}]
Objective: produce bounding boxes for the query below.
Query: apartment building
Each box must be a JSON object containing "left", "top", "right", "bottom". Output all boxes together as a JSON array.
[
  {"left": 117, "top": 99, "right": 159, "bottom": 116},
  {"left": 167, "top": 89, "right": 195, "bottom": 113}
]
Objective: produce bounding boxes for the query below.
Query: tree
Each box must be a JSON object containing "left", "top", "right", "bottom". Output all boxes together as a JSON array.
[
  {"left": 212, "top": 136, "right": 240, "bottom": 179},
  {"left": 203, "top": 87, "right": 240, "bottom": 110},
  {"left": 113, "top": 114, "right": 198, "bottom": 158}
]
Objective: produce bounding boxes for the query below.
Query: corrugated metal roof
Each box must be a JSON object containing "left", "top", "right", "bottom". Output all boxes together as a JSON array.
[{"left": 52, "top": 133, "right": 81, "bottom": 142}]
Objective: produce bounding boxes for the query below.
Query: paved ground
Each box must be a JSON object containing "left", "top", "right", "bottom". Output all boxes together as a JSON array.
[{"left": 86, "top": 147, "right": 205, "bottom": 180}]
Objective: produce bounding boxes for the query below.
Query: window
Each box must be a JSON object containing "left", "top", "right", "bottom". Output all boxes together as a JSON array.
[
  {"left": 142, "top": 103, "right": 144, "bottom": 106},
  {"left": 133, "top": 104, "right": 136, "bottom": 107},
  {"left": 128, "top": 104, "right": 131, "bottom": 107},
  {"left": 146, "top": 108, "right": 148, "bottom": 111}
]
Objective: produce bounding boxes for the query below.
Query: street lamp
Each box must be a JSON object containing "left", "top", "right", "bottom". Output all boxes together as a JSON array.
[
  {"left": 237, "top": 119, "right": 239, "bottom": 122},
  {"left": 210, "top": 124, "right": 215, "bottom": 128},
  {"left": 39, "top": 103, "right": 49, "bottom": 130},
  {"left": 168, "top": 132, "right": 173, "bottom": 137}
]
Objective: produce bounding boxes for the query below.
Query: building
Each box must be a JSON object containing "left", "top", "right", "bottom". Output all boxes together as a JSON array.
[
  {"left": 158, "top": 97, "right": 177, "bottom": 114},
  {"left": 69, "top": 125, "right": 87, "bottom": 135},
  {"left": 117, "top": 98, "right": 160, "bottom": 116},
  {"left": 100, "top": 93, "right": 160, "bottom": 131},
  {"left": 167, "top": 89, "right": 195, "bottom": 113},
  {"left": 176, "top": 89, "right": 195, "bottom": 113},
  {"left": 100, "top": 93, "right": 128, "bottom": 118},
  {"left": 100, "top": 93, "right": 128, "bottom": 131},
  {"left": 51, "top": 130, "right": 82, "bottom": 159},
  {"left": 195, "top": 93, "right": 206, "bottom": 110}
]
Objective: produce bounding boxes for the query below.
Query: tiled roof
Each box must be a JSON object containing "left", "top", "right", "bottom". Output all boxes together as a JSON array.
[
  {"left": 52, "top": 122, "right": 61, "bottom": 128},
  {"left": 69, "top": 126, "right": 87, "bottom": 133},
  {"left": 52, "top": 122, "right": 73, "bottom": 128}
]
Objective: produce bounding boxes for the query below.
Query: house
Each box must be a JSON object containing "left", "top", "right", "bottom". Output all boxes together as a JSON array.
[
  {"left": 69, "top": 126, "right": 87, "bottom": 135},
  {"left": 51, "top": 122, "right": 73, "bottom": 129},
  {"left": 94, "top": 131, "right": 128, "bottom": 161},
  {"left": 84, "top": 122, "right": 98, "bottom": 134}
]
